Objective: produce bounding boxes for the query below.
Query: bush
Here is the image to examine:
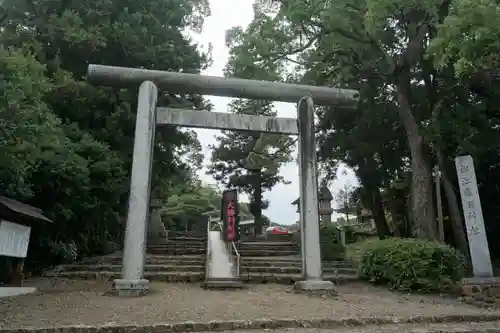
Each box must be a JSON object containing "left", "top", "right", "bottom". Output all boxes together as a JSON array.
[
  {"left": 345, "top": 237, "right": 380, "bottom": 264},
  {"left": 357, "top": 237, "right": 465, "bottom": 293}
]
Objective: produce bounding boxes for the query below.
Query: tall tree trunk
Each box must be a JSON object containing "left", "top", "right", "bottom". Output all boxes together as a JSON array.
[
  {"left": 359, "top": 176, "right": 391, "bottom": 238},
  {"left": 358, "top": 157, "right": 391, "bottom": 238},
  {"left": 396, "top": 89, "right": 437, "bottom": 240},
  {"left": 436, "top": 149, "right": 470, "bottom": 260},
  {"left": 369, "top": 187, "right": 391, "bottom": 239},
  {"left": 388, "top": 181, "right": 412, "bottom": 237}
]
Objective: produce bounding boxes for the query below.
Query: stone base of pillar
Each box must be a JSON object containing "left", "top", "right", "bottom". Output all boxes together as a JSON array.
[
  {"left": 294, "top": 279, "right": 337, "bottom": 294},
  {"left": 112, "top": 278, "right": 150, "bottom": 297}
]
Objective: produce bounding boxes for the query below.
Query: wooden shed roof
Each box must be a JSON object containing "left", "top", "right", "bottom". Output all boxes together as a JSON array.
[{"left": 0, "top": 196, "right": 53, "bottom": 225}]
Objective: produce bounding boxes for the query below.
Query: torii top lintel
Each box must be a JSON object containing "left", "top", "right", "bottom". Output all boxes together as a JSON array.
[{"left": 87, "top": 64, "right": 359, "bottom": 107}]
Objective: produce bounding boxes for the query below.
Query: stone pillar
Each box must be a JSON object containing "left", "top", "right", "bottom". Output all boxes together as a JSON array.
[
  {"left": 339, "top": 227, "right": 346, "bottom": 247},
  {"left": 318, "top": 185, "right": 334, "bottom": 224},
  {"left": 295, "top": 96, "right": 336, "bottom": 293},
  {"left": 147, "top": 187, "right": 168, "bottom": 245},
  {"left": 114, "top": 81, "right": 158, "bottom": 297}
]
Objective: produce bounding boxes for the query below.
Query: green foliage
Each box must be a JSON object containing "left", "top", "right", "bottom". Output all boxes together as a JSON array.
[
  {"left": 345, "top": 237, "right": 380, "bottom": 265},
  {"left": 0, "top": 0, "right": 211, "bottom": 274},
  {"left": 210, "top": 21, "right": 296, "bottom": 233},
  {"left": 162, "top": 183, "right": 220, "bottom": 231},
  {"left": 239, "top": 0, "right": 500, "bottom": 258},
  {"left": 0, "top": 46, "right": 130, "bottom": 263},
  {"left": 0, "top": 47, "right": 61, "bottom": 198},
  {"left": 357, "top": 238, "right": 465, "bottom": 293},
  {"left": 430, "top": 0, "right": 500, "bottom": 78},
  {"left": 207, "top": 99, "right": 293, "bottom": 233},
  {"left": 162, "top": 182, "right": 257, "bottom": 232},
  {"left": 226, "top": 0, "right": 500, "bottom": 247}
]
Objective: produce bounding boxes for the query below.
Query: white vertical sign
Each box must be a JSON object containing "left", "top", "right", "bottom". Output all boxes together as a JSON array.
[
  {"left": 455, "top": 155, "right": 493, "bottom": 277},
  {"left": 0, "top": 220, "right": 31, "bottom": 258}
]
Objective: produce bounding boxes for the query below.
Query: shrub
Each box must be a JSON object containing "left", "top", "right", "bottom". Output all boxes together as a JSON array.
[
  {"left": 345, "top": 237, "right": 380, "bottom": 265},
  {"left": 358, "top": 237, "right": 465, "bottom": 293}
]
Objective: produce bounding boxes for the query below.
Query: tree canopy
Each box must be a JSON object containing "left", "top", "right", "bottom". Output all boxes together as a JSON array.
[
  {"left": 3, "top": 0, "right": 500, "bottom": 272},
  {"left": 220, "top": 0, "right": 500, "bottom": 259},
  {"left": 0, "top": 0, "right": 212, "bottom": 268}
]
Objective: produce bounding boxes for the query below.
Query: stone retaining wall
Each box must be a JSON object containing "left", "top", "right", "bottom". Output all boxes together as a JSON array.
[{"left": 3, "top": 314, "right": 500, "bottom": 333}]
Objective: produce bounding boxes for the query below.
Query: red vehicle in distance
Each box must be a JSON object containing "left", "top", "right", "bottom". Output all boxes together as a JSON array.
[{"left": 265, "top": 226, "right": 290, "bottom": 235}]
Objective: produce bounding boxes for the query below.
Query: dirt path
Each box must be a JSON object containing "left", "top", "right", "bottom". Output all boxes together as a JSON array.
[{"left": 1, "top": 279, "right": 499, "bottom": 329}]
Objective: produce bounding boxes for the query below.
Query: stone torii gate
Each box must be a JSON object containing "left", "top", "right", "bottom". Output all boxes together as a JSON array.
[{"left": 87, "top": 64, "right": 359, "bottom": 296}]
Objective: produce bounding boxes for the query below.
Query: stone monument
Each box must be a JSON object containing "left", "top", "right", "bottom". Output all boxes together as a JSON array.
[{"left": 455, "top": 155, "right": 500, "bottom": 302}]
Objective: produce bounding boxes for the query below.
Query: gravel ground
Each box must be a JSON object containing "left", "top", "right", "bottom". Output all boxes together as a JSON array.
[{"left": 1, "top": 278, "right": 499, "bottom": 329}]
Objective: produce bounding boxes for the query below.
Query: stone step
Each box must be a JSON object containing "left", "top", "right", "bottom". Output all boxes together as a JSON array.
[
  {"left": 102, "top": 259, "right": 206, "bottom": 265},
  {"left": 238, "top": 241, "right": 297, "bottom": 245},
  {"left": 148, "top": 242, "right": 206, "bottom": 246},
  {"left": 168, "top": 232, "right": 206, "bottom": 238},
  {"left": 145, "top": 258, "right": 206, "bottom": 265},
  {"left": 239, "top": 260, "right": 353, "bottom": 268},
  {"left": 147, "top": 246, "right": 205, "bottom": 250},
  {"left": 236, "top": 246, "right": 300, "bottom": 251},
  {"left": 58, "top": 264, "right": 205, "bottom": 273},
  {"left": 79, "top": 255, "right": 206, "bottom": 265},
  {"left": 240, "top": 266, "right": 356, "bottom": 274},
  {"left": 66, "top": 255, "right": 352, "bottom": 268},
  {"left": 240, "top": 236, "right": 292, "bottom": 241},
  {"left": 203, "top": 277, "right": 244, "bottom": 289},
  {"left": 241, "top": 272, "right": 359, "bottom": 284},
  {"left": 237, "top": 243, "right": 298, "bottom": 246},
  {"left": 55, "top": 264, "right": 353, "bottom": 275},
  {"left": 235, "top": 248, "right": 300, "bottom": 253},
  {"left": 166, "top": 237, "right": 207, "bottom": 241},
  {"left": 49, "top": 271, "right": 359, "bottom": 284},
  {"left": 235, "top": 250, "right": 300, "bottom": 256},
  {"left": 148, "top": 248, "right": 205, "bottom": 255},
  {"left": 73, "top": 258, "right": 352, "bottom": 270},
  {"left": 52, "top": 271, "right": 205, "bottom": 282}
]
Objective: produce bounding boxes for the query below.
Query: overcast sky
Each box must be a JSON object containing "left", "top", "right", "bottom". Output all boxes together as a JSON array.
[{"left": 190, "top": 0, "right": 357, "bottom": 225}]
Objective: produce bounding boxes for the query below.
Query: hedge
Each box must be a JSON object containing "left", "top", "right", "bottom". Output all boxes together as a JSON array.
[{"left": 350, "top": 237, "right": 465, "bottom": 293}]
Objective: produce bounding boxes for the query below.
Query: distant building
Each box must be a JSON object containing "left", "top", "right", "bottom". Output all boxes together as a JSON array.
[{"left": 239, "top": 219, "right": 270, "bottom": 236}]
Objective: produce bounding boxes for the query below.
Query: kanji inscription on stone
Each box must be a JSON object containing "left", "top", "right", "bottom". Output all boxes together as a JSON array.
[{"left": 455, "top": 155, "right": 493, "bottom": 277}]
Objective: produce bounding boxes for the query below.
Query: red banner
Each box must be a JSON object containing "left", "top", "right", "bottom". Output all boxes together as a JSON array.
[{"left": 221, "top": 189, "right": 239, "bottom": 242}]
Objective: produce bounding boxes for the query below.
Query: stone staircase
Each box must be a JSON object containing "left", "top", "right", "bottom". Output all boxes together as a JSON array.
[
  {"left": 234, "top": 240, "right": 301, "bottom": 256},
  {"left": 147, "top": 231, "right": 207, "bottom": 255},
  {"left": 46, "top": 254, "right": 206, "bottom": 282},
  {"left": 147, "top": 237, "right": 206, "bottom": 255},
  {"left": 46, "top": 254, "right": 358, "bottom": 284},
  {"left": 238, "top": 257, "right": 358, "bottom": 284},
  {"left": 45, "top": 232, "right": 359, "bottom": 284}
]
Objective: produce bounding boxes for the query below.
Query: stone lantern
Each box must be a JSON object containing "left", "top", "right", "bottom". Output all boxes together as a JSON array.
[
  {"left": 291, "top": 185, "right": 333, "bottom": 224},
  {"left": 318, "top": 185, "right": 333, "bottom": 224}
]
